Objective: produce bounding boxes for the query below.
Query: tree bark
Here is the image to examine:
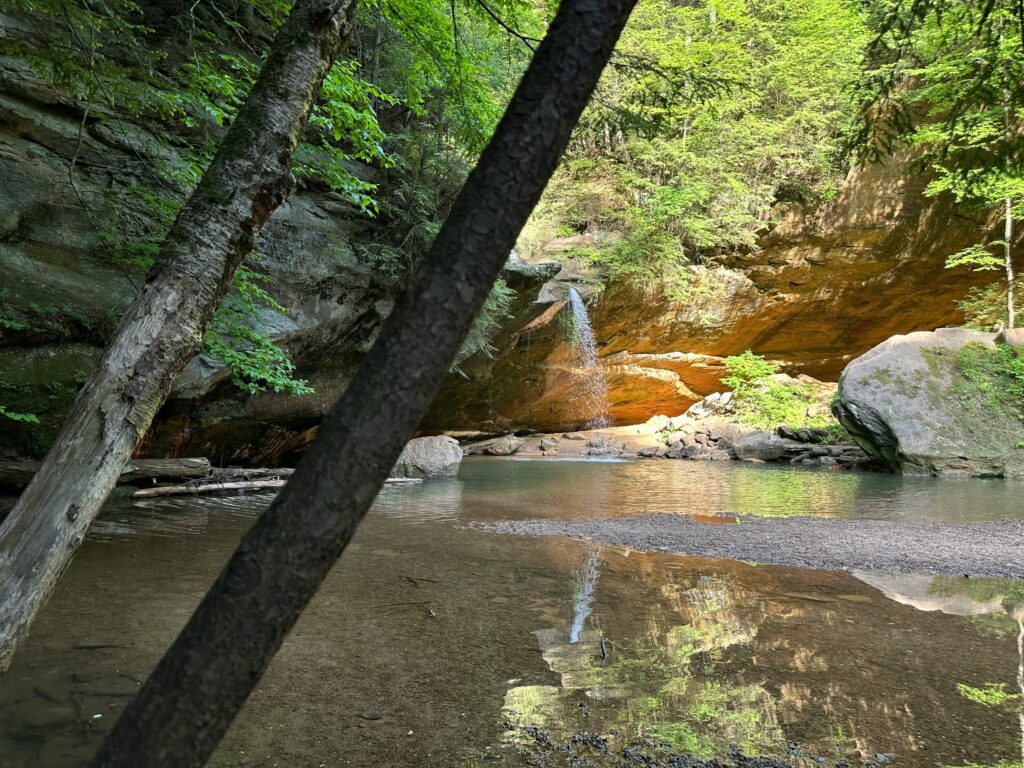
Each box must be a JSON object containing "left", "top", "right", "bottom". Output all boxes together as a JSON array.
[
  {"left": 88, "top": 0, "right": 637, "bottom": 765},
  {"left": 0, "top": 0, "right": 356, "bottom": 672},
  {"left": 1006, "top": 196, "right": 1015, "bottom": 329}
]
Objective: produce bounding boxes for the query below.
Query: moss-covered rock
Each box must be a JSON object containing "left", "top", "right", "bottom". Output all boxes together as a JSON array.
[{"left": 833, "top": 328, "right": 1024, "bottom": 477}]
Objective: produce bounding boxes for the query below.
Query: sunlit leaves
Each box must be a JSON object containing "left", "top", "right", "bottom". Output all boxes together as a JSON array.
[
  {"left": 0, "top": 405, "right": 39, "bottom": 424},
  {"left": 945, "top": 243, "right": 1005, "bottom": 272},
  {"left": 535, "top": 0, "right": 868, "bottom": 298}
]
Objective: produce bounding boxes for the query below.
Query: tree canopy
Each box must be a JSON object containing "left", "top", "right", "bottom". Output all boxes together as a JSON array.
[{"left": 521, "top": 0, "right": 869, "bottom": 299}]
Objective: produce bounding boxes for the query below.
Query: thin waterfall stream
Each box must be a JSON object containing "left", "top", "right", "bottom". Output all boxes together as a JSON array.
[{"left": 567, "top": 287, "right": 611, "bottom": 429}]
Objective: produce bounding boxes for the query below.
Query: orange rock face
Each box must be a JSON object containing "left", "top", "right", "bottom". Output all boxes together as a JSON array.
[{"left": 424, "top": 155, "right": 1000, "bottom": 433}]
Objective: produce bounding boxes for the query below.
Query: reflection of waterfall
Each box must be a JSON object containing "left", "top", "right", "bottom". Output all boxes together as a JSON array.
[
  {"left": 567, "top": 288, "right": 611, "bottom": 429},
  {"left": 570, "top": 552, "right": 600, "bottom": 644}
]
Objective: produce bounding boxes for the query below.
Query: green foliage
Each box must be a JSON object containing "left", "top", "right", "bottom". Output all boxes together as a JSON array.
[
  {"left": 955, "top": 341, "right": 1024, "bottom": 421},
  {"left": 956, "top": 285, "right": 1024, "bottom": 331},
  {"left": 945, "top": 244, "right": 1006, "bottom": 273},
  {"left": 526, "top": 0, "right": 869, "bottom": 297},
  {"left": 452, "top": 278, "right": 516, "bottom": 373},
  {"left": 295, "top": 58, "right": 396, "bottom": 212},
  {"left": 0, "top": 290, "right": 31, "bottom": 333},
  {"left": 956, "top": 682, "right": 1021, "bottom": 708},
  {"left": 0, "top": 405, "right": 39, "bottom": 424},
  {"left": 857, "top": 0, "right": 1024, "bottom": 324},
  {"left": 722, "top": 350, "right": 780, "bottom": 388},
  {"left": 92, "top": 177, "right": 313, "bottom": 395},
  {"left": 0, "top": 0, "right": 545, "bottom": 407},
  {"left": 859, "top": 0, "right": 1024, "bottom": 178},
  {"left": 203, "top": 264, "right": 313, "bottom": 396},
  {"left": 722, "top": 350, "right": 839, "bottom": 431},
  {"left": 354, "top": 131, "right": 465, "bottom": 281}
]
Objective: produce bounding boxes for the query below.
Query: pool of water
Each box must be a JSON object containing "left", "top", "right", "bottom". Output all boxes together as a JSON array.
[
  {"left": 1, "top": 459, "right": 1022, "bottom": 767},
  {"left": 453, "top": 457, "right": 1024, "bottom": 523}
]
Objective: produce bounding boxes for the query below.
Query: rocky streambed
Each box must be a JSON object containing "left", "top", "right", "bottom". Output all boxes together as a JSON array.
[{"left": 482, "top": 513, "right": 1024, "bottom": 577}]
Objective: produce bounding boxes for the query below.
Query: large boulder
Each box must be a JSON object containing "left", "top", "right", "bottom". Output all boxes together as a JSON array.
[
  {"left": 390, "top": 436, "right": 463, "bottom": 479},
  {"left": 832, "top": 328, "right": 1024, "bottom": 477},
  {"left": 733, "top": 431, "right": 789, "bottom": 461}
]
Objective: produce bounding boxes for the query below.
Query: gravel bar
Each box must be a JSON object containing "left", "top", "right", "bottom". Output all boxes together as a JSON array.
[{"left": 481, "top": 514, "right": 1024, "bottom": 577}]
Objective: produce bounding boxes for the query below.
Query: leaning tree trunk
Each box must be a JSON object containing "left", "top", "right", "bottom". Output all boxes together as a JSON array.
[
  {"left": 0, "top": 0, "right": 355, "bottom": 672},
  {"left": 88, "top": 0, "right": 638, "bottom": 765},
  {"left": 1006, "top": 196, "right": 1015, "bottom": 329}
]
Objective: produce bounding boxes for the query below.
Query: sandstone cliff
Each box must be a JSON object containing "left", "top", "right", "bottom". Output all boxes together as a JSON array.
[{"left": 423, "top": 157, "right": 996, "bottom": 433}]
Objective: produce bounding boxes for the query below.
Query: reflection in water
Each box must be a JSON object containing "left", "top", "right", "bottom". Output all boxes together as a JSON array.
[
  {"left": 505, "top": 555, "right": 793, "bottom": 764},
  {"left": 1, "top": 459, "right": 1023, "bottom": 767},
  {"left": 834, "top": 575, "right": 1024, "bottom": 768},
  {"left": 502, "top": 548, "right": 1024, "bottom": 767},
  {"left": 457, "top": 457, "right": 1024, "bottom": 523},
  {"left": 854, "top": 571, "right": 1010, "bottom": 615},
  {"left": 569, "top": 552, "right": 600, "bottom": 644},
  {"left": 906, "top": 576, "right": 1024, "bottom": 766}
]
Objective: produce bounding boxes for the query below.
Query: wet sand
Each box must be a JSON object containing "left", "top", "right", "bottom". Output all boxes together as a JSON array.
[{"left": 483, "top": 514, "right": 1024, "bottom": 576}]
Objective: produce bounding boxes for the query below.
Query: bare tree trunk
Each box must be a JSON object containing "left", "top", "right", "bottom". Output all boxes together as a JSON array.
[
  {"left": 0, "top": 0, "right": 355, "bottom": 672},
  {"left": 1006, "top": 196, "right": 1015, "bottom": 329},
  {"left": 1017, "top": 610, "right": 1024, "bottom": 765},
  {"left": 88, "top": 0, "right": 637, "bottom": 765}
]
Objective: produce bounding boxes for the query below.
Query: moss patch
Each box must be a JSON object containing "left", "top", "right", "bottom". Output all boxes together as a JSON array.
[{"left": 953, "top": 342, "right": 1024, "bottom": 421}]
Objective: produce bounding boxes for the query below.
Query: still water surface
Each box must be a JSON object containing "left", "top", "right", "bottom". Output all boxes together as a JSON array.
[{"left": 1, "top": 459, "right": 1022, "bottom": 767}]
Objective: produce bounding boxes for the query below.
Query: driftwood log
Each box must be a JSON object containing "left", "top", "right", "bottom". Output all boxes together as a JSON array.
[
  {"left": 0, "top": 458, "right": 212, "bottom": 487},
  {"left": 131, "top": 473, "right": 421, "bottom": 499},
  {"left": 132, "top": 479, "right": 287, "bottom": 498}
]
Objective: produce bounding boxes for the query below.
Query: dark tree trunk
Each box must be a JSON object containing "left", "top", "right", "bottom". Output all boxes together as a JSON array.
[
  {"left": 0, "top": 0, "right": 356, "bottom": 671},
  {"left": 88, "top": 0, "right": 638, "bottom": 765}
]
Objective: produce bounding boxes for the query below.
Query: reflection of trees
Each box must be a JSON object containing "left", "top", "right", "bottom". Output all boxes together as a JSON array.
[
  {"left": 724, "top": 467, "right": 858, "bottom": 518},
  {"left": 503, "top": 567, "right": 786, "bottom": 762},
  {"left": 504, "top": 548, "right": 1024, "bottom": 768},
  {"left": 924, "top": 576, "right": 1024, "bottom": 767}
]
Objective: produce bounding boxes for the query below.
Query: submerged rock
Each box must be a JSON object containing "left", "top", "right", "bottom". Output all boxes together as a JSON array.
[
  {"left": 833, "top": 328, "right": 1024, "bottom": 477},
  {"left": 390, "top": 436, "right": 463, "bottom": 478}
]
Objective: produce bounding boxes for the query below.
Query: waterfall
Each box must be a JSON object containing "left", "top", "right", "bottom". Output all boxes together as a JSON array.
[{"left": 567, "top": 287, "right": 611, "bottom": 429}]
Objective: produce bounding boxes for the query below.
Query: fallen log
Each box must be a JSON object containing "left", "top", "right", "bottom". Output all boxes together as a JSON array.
[
  {"left": 0, "top": 458, "right": 212, "bottom": 488},
  {"left": 119, "top": 458, "right": 212, "bottom": 485},
  {"left": 207, "top": 467, "right": 294, "bottom": 482},
  {"left": 132, "top": 479, "right": 287, "bottom": 499},
  {"left": 131, "top": 474, "right": 422, "bottom": 499}
]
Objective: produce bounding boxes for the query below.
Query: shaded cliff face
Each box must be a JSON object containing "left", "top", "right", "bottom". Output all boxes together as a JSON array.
[
  {"left": 0, "top": 47, "right": 392, "bottom": 462},
  {"left": 423, "top": 156, "right": 993, "bottom": 433}
]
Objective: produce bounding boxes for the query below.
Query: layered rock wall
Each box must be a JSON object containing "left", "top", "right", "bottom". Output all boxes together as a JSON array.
[{"left": 424, "top": 157, "right": 999, "bottom": 433}]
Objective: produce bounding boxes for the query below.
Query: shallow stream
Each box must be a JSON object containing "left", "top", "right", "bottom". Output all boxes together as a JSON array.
[{"left": 1, "top": 459, "right": 1023, "bottom": 767}]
